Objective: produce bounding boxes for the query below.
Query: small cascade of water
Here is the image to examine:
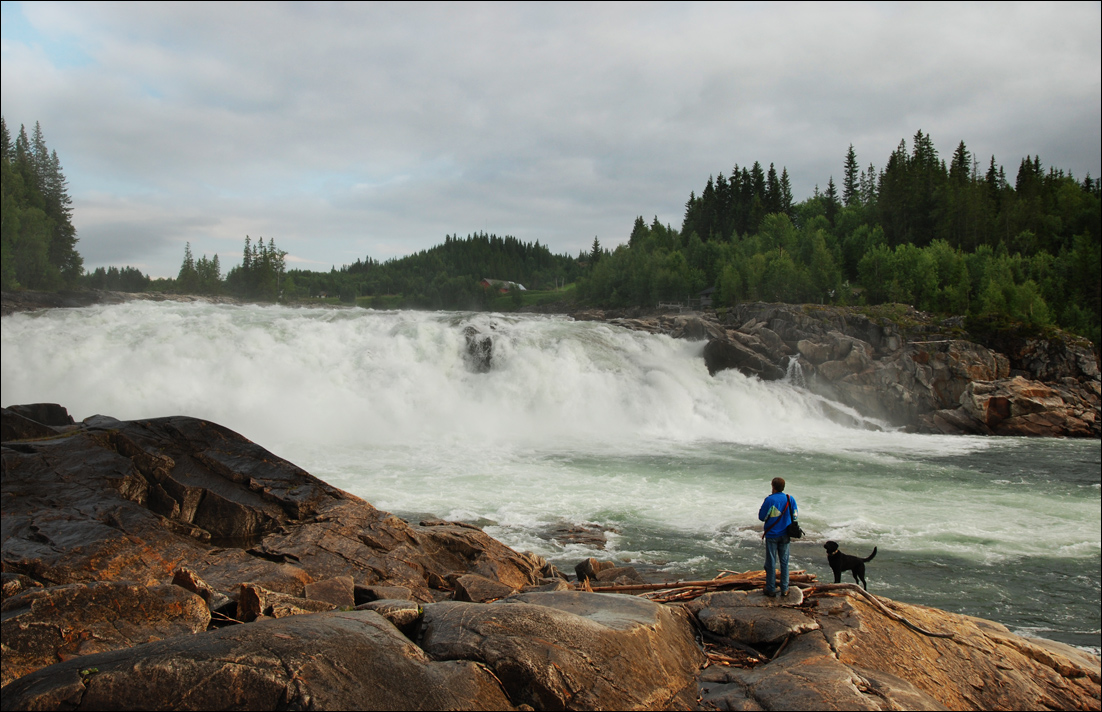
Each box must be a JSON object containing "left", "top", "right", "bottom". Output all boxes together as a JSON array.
[{"left": 784, "top": 355, "right": 806, "bottom": 387}]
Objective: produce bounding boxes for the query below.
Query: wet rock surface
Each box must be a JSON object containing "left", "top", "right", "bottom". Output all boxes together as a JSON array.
[{"left": 463, "top": 324, "right": 494, "bottom": 372}]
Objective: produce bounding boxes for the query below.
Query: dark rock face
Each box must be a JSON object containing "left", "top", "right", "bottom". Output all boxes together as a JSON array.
[
  {"left": 1, "top": 581, "right": 210, "bottom": 687},
  {"left": 703, "top": 337, "right": 787, "bottom": 380},
  {"left": 421, "top": 592, "right": 705, "bottom": 711},
  {"left": 0, "top": 610, "right": 514, "bottom": 712},
  {"left": 463, "top": 325, "right": 493, "bottom": 373}
]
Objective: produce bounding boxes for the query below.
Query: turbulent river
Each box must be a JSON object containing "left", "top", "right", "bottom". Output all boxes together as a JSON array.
[{"left": 3, "top": 301, "right": 1099, "bottom": 653}]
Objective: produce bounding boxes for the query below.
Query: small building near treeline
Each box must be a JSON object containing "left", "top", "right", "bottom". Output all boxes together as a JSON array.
[{"left": 480, "top": 278, "right": 527, "bottom": 293}]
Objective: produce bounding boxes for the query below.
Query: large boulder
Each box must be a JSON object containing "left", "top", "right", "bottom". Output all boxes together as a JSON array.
[
  {"left": 463, "top": 325, "right": 493, "bottom": 373},
  {"left": 0, "top": 610, "right": 514, "bottom": 711},
  {"left": 420, "top": 591, "right": 705, "bottom": 710},
  {"left": 1, "top": 581, "right": 210, "bottom": 687},
  {"left": 703, "top": 337, "right": 787, "bottom": 380}
]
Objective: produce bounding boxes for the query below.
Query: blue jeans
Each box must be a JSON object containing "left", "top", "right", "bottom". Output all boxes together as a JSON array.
[{"left": 764, "top": 536, "right": 791, "bottom": 593}]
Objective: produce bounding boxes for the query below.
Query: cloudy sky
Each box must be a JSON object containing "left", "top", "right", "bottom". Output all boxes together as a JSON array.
[{"left": 2, "top": 2, "right": 1099, "bottom": 278}]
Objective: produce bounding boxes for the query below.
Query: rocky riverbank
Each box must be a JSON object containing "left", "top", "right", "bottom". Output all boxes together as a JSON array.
[
  {"left": 2, "top": 404, "right": 1099, "bottom": 710},
  {"left": 573, "top": 303, "right": 1101, "bottom": 437}
]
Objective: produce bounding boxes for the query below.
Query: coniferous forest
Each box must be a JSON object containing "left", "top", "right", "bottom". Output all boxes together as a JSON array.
[
  {"left": 3, "top": 119, "right": 1099, "bottom": 346},
  {"left": 579, "top": 131, "right": 1101, "bottom": 345},
  {"left": 0, "top": 118, "right": 82, "bottom": 290}
]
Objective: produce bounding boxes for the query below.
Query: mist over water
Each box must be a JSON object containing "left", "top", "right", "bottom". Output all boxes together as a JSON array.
[{"left": 3, "top": 302, "right": 1099, "bottom": 651}]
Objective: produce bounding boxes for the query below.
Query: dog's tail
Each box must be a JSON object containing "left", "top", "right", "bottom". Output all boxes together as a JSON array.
[{"left": 864, "top": 547, "right": 878, "bottom": 562}]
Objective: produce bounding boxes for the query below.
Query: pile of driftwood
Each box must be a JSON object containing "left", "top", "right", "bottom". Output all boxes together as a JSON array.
[{"left": 582, "top": 569, "right": 817, "bottom": 602}]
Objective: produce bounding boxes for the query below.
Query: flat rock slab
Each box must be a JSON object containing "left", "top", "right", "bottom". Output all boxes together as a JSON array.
[
  {"left": 698, "top": 606, "right": 820, "bottom": 645},
  {"left": 0, "top": 610, "right": 513, "bottom": 711},
  {"left": 688, "top": 587, "right": 817, "bottom": 649},
  {"left": 688, "top": 587, "right": 804, "bottom": 610},
  {"left": 1, "top": 581, "right": 209, "bottom": 687},
  {"left": 421, "top": 590, "right": 704, "bottom": 710}
]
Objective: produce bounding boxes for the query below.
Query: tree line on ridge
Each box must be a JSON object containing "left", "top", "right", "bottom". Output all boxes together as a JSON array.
[
  {"left": 4, "top": 118, "right": 1098, "bottom": 347},
  {"left": 578, "top": 131, "right": 1100, "bottom": 345}
]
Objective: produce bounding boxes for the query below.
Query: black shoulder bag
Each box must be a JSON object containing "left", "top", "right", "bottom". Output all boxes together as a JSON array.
[{"left": 785, "top": 495, "right": 804, "bottom": 539}]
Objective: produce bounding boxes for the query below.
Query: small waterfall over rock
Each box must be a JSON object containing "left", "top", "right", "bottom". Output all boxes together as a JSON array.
[{"left": 784, "top": 355, "right": 806, "bottom": 388}]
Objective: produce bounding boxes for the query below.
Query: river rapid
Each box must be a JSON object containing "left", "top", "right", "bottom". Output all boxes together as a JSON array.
[{"left": 3, "top": 301, "right": 1099, "bottom": 652}]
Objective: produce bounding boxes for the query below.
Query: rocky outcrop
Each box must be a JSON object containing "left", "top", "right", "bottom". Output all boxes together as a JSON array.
[
  {"left": 0, "top": 404, "right": 544, "bottom": 684},
  {"left": 2, "top": 405, "right": 1100, "bottom": 710},
  {"left": 692, "top": 586, "right": 1100, "bottom": 711},
  {"left": 923, "top": 375, "right": 1101, "bottom": 436},
  {"left": 1, "top": 610, "right": 515, "bottom": 711},
  {"left": 703, "top": 337, "right": 787, "bottom": 380},
  {"left": 577, "top": 304, "right": 1100, "bottom": 437},
  {"left": 463, "top": 325, "right": 494, "bottom": 373}
]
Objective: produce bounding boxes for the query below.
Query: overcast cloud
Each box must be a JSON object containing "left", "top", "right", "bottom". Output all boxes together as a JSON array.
[{"left": 2, "top": 2, "right": 1099, "bottom": 277}]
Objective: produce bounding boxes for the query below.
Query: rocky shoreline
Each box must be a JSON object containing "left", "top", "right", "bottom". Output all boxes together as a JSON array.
[
  {"left": 2, "top": 405, "right": 1099, "bottom": 710},
  {"left": 572, "top": 303, "right": 1101, "bottom": 438}
]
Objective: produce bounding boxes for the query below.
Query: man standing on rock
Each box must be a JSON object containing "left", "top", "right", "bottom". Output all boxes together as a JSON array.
[{"left": 759, "top": 477, "right": 797, "bottom": 597}]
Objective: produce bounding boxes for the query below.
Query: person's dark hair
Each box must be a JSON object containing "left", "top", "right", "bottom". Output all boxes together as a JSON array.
[{"left": 771, "top": 477, "right": 786, "bottom": 492}]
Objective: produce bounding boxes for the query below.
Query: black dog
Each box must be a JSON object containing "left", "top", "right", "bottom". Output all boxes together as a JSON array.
[{"left": 824, "top": 540, "right": 877, "bottom": 590}]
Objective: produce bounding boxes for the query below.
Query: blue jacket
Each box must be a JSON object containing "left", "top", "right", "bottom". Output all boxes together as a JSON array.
[{"left": 759, "top": 492, "right": 797, "bottom": 538}]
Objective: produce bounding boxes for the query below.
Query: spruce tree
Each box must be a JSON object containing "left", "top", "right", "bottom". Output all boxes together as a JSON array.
[
  {"left": 843, "top": 144, "right": 859, "bottom": 206},
  {"left": 824, "top": 176, "right": 839, "bottom": 225}
]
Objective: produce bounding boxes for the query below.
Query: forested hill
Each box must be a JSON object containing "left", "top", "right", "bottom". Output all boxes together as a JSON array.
[
  {"left": 579, "top": 131, "right": 1101, "bottom": 345},
  {"left": 1, "top": 118, "right": 82, "bottom": 290},
  {"left": 284, "top": 232, "right": 583, "bottom": 308}
]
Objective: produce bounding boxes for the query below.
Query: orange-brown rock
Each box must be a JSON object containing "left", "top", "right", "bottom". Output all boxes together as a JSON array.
[
  {"left": 1, "top": 581, "right": 210, "bottom": 687},
  {"left": 692, "top": 586, "right": 1101, "bottom": 711},
  {"left": 0, "top": 406, "right": 544, "bottom": 684},
  {"left": 0, "top": 610, "right": 514, "bottom": 711}
]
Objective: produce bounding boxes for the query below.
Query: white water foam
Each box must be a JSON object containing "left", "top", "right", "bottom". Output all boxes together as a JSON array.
[{"left": 2, "top": 302, "right": 1098, "bottom": 566}]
